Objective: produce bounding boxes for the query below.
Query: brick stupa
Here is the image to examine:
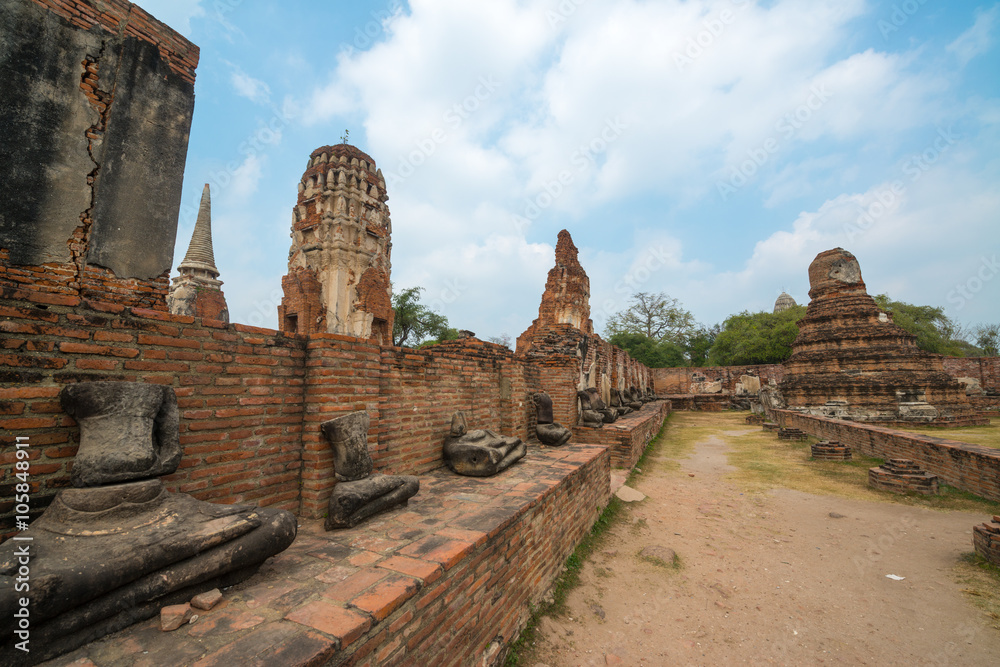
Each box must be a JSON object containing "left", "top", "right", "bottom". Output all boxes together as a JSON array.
[
  {"left": 167, "top": 184, "right": 229, "bottom": 322},
  {"left": 278, "top": 144, "right": 394, "bottom": 343},
  {"left": 515, "top": 230, "right": 593, "bottom": 356},
  {"left": 778, "top": 248, "right": 986, "bottom": 425}
]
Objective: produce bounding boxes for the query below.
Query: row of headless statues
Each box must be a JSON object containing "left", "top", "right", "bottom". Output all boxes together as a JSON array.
[{"left": 0, "top": 381, "right": 655, "bottom": 664}]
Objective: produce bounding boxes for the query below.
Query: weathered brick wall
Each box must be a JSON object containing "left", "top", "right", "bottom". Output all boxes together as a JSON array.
[
  {"left": 572, "top": 400, "right": 670, "bottom": 468},
  {"left": 377, "top": 339, "right": 527, "bottom": 476},
  {"left": 345, "top": 445, "right": 611, "bottom": 666},
  {"left": 0, "top": 295, "right": 306, "bottom": 539},
  {"left": 653, "top": 364, "right": 785, "bottom": 394},
  {"left": 773, "top": 409, "right": 1000, "bottom": 502},
  {"left": 27, "top": 0, "right": 198, "bottom": 83},
  {"left": 297, "top": 334, "right": 382, "bottom": 519},
  {"left": 1, "top": 291, "right": 658, "bottom": 533},
  {"left": 941, "top": 357, "right": 1000, "bottom": 392}
]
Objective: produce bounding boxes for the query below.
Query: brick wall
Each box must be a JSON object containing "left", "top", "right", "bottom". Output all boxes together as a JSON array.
[
  {"left": 345, "top": 445, "right": 611, "bottom": 665},
  {"left": 572, "top": 400, "right": 670, "bottom": 468},
  {"left": 1, "top": 290, "right": 659, "bottom": 535},
  {"left": 653, "top": 364, "right": 785, "bottom": 394},
  {"left": 773, "top": 409, "right": 1000, "bottom": 502},
  {"left": 941, "top": 357, "right": 1000, "bottom": 392},
  {"left": 0, "top": 294, "right": 306, "bottom": 539}
]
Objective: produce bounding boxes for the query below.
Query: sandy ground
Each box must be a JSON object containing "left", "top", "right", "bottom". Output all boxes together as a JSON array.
[{"left": 529, "top": 424, "right": 1000, "bottom": 666}]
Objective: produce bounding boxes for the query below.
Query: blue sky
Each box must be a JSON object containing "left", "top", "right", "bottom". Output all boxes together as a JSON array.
[{"left": 143, "top": 0, "right": 999, "bottom": 341}]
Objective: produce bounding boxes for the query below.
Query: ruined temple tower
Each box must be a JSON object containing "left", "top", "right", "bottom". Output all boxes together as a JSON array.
[
  {"left": 515, "top": 229, "right": 593, "bottom": 355},
  {"left": 278, "top": 144, "right": 394, "bottom": 343},
  {"left": 777, "top": 248, "right": 985, "bottom": 425},
  {"left": 167, "top": 184, "right": 229, "bottom": 322}
]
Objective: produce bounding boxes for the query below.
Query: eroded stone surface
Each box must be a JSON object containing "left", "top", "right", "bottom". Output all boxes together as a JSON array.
[
  {"left": 321, "top": 411, "right": 374, "bottom": 482},
  {"left": 326, "top": 474, "right": 420, "bottom": 530},
  {"left": 60, "top": 381, "right": 181, "bottom": 487},
  {"left": 534, "top": 392, "right": 572, "bottom": 446}
]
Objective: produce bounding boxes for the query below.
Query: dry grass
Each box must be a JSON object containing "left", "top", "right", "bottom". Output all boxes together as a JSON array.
[
  {"left": 896, "top": 418, "right": 1000, "bottom": 450},
  {"left": 956, "top": 553, "right": 1000, "bottom": 632},
  {"left": 662, "top": 411, "right": 1000, "bottom": 514}
]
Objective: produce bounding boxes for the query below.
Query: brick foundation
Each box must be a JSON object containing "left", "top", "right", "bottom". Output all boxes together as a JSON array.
[
  {"left": 773, "top": 410, "right": 1000, "bottom": 502},
  {"left": 811, "top": 441, "right": 852, "bottom": 460},
  {"left": 868, "top": 459, "right": 939, "bottom": 495},
  {"left": 973, "top": 516, "right": 1000, "bottom": 566}
]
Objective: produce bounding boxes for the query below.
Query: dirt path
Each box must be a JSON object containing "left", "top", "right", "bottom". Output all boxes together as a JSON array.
[{"left": 529, "top": 416, "right": 1000, "bottom": 666}]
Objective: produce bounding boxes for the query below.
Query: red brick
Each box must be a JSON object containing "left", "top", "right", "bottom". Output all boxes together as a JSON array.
[{"left": 284, "top": 601, "right": 371, "bottom": 647}]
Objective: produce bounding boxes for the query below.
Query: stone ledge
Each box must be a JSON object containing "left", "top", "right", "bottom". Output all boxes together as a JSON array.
[
  {"left": 44, "top": 443, "right": 611, "bottom": 667},
  {"left": 571, "top": 400, "right": 670, "bottom": 469}
]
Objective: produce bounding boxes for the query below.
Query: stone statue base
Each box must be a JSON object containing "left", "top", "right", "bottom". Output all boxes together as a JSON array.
[
  {"left": 443, "top": 413, "right": 526, "bottom": 477},
  {"left": 326, "top": 473, "right": 420, "bottom": 529},
  {"left": 0, "top": 480, "right": 296, "bottom": 665},
  {"left": 536, "top": 423, "right": 571, "bottom": 447}
]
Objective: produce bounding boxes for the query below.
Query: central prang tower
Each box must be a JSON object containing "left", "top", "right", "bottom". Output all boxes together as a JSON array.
[{"left": 278, "top": 144, "right": 394, "bottom": 343}]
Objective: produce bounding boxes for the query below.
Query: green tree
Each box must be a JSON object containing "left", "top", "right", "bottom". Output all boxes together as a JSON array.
[
  {"left": 392, "top": 286, "right": 453, "bottom": 347},
  {"left": 684, "top": 324, "right": 720, "bottom": 367},
  {"left": 605, "top": 292, "right": 696, "bottom": 345},
  {"left": 872, "top": 295, "right": 973, "bottom": 357},
  {"left": 974, "top": 323, "right": 999, "bottom": 356},
  {"left": 707, "top": 306, "right": 806, "bottom": 366},
  {"left": 609, "top": 332, "right": 687, "bottom": 368}
]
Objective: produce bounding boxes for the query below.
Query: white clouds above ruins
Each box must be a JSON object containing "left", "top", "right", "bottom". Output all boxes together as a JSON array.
[{"left": 157, "top": 0, "right": 1000, "bottom": 339}]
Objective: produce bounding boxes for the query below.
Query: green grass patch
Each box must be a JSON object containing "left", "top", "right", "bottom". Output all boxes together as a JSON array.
[
  {"left": 691, "top": 411, "right": 1000, "bottom": 513},
  {"left": 898, "top": 419, "right": 1000, "bottom": 450},
  {"left": 504, "top": 496, "right": 625, "bottom": 666}
]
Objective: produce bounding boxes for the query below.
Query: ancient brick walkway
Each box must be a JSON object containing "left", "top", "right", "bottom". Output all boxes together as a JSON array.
[{"left": 43, "top": 443, "right": 610, "bottom": 667}]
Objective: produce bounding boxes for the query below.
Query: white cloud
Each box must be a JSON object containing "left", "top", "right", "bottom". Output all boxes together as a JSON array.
[
  {"left": 229, "top": 66, "right": 272, "bottom": 105},
  {"left": 947, "top": 4, "right": 999, "bottom": 65}
]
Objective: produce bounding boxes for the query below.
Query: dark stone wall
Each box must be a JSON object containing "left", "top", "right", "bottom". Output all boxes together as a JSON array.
[
  {"left": 0, "top": 1, "right": 100, "bottom": 266},
  {"left": 87, "top": 34, "right": 194, "bottom": 279},
  {"left": 0, "top": 0, "right": 196, "bottom": 294}
]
